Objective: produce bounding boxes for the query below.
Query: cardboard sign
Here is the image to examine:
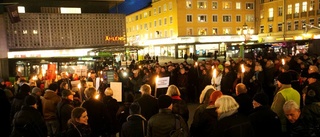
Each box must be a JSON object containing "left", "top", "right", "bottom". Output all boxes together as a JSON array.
[
  {"left": 110, "top": 82, "right": 122, "bottom": 102},
  {"left": 156, "top": 77, "right": 170, "bottom": 88},
  {"left": 75, "top": 66, "right": 88, "bottom": 77}
]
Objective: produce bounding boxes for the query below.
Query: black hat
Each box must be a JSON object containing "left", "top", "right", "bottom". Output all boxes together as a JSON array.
[
  {"left": 129, "top": 102, "right": 141, "bottom": 114},
  {"left": 24, "top": 95, "right": 37, "bottom": 106},
  {"left": 277, "top": 72, "right": 292, "bottom": 84},
  {"left": 158, "top": 95, "right": 172, "bottom": 109},
  {"left": 253, "top": 92, "right": 269, "bottom": 106},
  {"left": 62, "top": 89, "right": 75, "bottom": 97},
  {"left": 20, "top": 84, "right": 31, "bottom": 93},
  {"left": 307, "top": 73, "right": 320, "bottom": 80},
  {"left": 305, "top": 86, "right": 320, "bottom": 105}
]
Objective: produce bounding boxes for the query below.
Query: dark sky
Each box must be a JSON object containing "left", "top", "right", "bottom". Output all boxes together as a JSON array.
[{"left": 109, "top": 0, "right": 151, "bottom": 15}]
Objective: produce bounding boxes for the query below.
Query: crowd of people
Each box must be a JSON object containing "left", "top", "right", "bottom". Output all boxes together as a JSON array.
[{"left": 0, "top": 52, "right": 320, "bottom": 137}]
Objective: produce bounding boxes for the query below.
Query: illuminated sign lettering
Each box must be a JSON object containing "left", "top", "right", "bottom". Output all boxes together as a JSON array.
[{"left": 105, "top": 36, "right": 126, "bottom": 41}]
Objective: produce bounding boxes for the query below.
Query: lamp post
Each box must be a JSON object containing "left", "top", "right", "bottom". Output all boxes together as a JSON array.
[{"left": 237, "top": 23, "right": 254, "bottom": 59}]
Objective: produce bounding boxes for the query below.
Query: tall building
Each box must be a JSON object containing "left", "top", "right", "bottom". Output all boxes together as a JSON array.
[
  {"left": 126, "top": 0, "right": 257, "bottom": 59},
  {"left": 0, "top": 0, "right": 126, "bottom": 79},
  {"left": 126, "top": 0, "right": 320, "bottom": 59}
]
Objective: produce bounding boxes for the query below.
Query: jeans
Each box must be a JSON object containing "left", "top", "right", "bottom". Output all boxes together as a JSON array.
[{"left": 45, "top": 120, "right": 59, "bottom": 137}]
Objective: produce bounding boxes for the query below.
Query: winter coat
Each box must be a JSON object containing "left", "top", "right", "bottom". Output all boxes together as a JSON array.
[
  {"left": 190, "top": 106, "right": 218, "bottom": 137},
  {"left": 56, "top": 98, "right": 74, "bottom": 133},
  {"left": 42, "top": 90, "right": 61, "bottom": 121},
  {"left": 136, "top": 94, "right": 158, "bottom": 120},
  {"left": 235, "top": 93, "right": 253, "bottom": 116},
  {"left": 172, "top": 96, "right": 189, "bottom": 124},
  {"left": 121, "top": 114, "right": 147, "bottom": 137},
  {"left": 11, "top": 106, "right": 47, "bottom": 137},
  {"left": 249, "top": 106, "right": 282, "bottom": 137},
  {"left": 66, "top": 122, "right": 91, "bottom": 137}
]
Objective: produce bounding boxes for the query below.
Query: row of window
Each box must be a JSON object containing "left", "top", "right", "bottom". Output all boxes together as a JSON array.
[
  {"left": 128, "top": 16, "right": 173, "bottom": 32},
  {"left": 263, "top": 1, "right": 316, "bottom": 18},
  {"left": 260, "top": 18, "right": 318, "bottom": 33},
  {"left": 185, "top": 0, "right": 254, "bottom": 10},
  {"left": 187, "top": 14, "right": 254, "bottom": 22}
]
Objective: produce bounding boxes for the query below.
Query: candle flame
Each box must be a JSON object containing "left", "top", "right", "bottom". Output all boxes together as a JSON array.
[
  {"left": 195, "top": 62, "right": 198, "bottom": 66},
  {"left": 77, "top": 83, "right": 81, "bottom": 89},
  {"left": 213, "top": 69, "right": 217, "bottom": 78},
  {"left": 241, "top": 64, "right": 245, "bottom": 73},
  {"left": 95, "top": 94, "right": 100, "bottom": 99},
  {"left": 156, "top": 75, "right": 159, "bottom": 83},
  {"left": 281, "top": 59, "right": 285, "bottom": 65}
]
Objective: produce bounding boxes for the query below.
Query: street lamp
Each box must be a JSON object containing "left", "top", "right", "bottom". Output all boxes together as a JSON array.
[{"left": 237, "top": 23, "right": 254, "bottom": 59}]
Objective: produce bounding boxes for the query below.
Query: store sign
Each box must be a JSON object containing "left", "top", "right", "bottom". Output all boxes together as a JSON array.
[{"left": 105, "top": 36, "right": 126, "bottom": 41}]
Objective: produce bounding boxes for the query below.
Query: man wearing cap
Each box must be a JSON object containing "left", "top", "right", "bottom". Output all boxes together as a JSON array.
[
  {"left": 148, "top": 95, "right": 189, "bottom": 137},
  {"left": 249, "top": 92, "right": 282, "bottom": 137},
  {"left": 271, "top": 72, "right": 300, "bottom": 133},
  {"left": 56, "top": 89, "right": 75, "bottom": 135}
]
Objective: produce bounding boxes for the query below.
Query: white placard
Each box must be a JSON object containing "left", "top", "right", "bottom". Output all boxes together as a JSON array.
[
  {"left": 71, "top": 80, "right": 80, "bottom": 88},
  {"left": 110, "top": 82, "right": 122, "bottom": 102},
  {"left": 74, "top": 66, "right": 88, "bottom": 77},
  {"left": 95, "top": 77, "right": 100, "bottom": 89},
  {"left": 156, "top": 77, "right": 170, "bottom": 88}
]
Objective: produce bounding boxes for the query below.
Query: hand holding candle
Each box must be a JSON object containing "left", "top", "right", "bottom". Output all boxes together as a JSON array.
[
  {"left": 241, "top": 64, "right": 245, "bottom": 83},
  {"left": 213, "top": 68, "right": 217, "bottom": 86}
]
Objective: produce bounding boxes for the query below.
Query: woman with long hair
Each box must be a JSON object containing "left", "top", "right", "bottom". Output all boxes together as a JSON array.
[{"left": 66, "top": 107, "right": 91, "bottom": 137}]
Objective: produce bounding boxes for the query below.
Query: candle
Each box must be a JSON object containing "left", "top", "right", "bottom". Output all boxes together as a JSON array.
[
  {"left": 88, "top": 72, "right": 91, "bottom": 78},
  {"left": 281, "top": 59, "right": 285, "bottom": 65},
  {"left": 213, "top": 68, "right": 217, "bottom": 86},
  {"left": 155, "top": 75, "right": 159, "bottom": 97},
  {"left": 195, "top": 62, "right": 198, "bottom": 66},
  {"left": 100, "top": 71, "right": 103, "bottom": 75},
  {"left": 95, "top": 93, "right": 100, "bottom": 99},
  {"left": 77, "top": 83, "right": 81, "bottom": 89},
  {"left": 241, "top": 64, "right": 245, "bottom": 83}
]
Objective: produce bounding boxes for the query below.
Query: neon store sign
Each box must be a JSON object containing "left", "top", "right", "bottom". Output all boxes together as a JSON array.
[{"left": 105, "top": 36, "right": 126, "bottom": 41}]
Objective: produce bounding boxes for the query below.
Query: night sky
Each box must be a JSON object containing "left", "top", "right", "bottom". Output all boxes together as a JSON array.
[{"left": 109, "top": 0, "right": 151, "bottom": 15}]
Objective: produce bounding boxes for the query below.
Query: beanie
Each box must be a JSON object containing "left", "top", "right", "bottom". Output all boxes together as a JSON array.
[
  {"left": 20, "top": 84, "right": 31, "bottom": 93},
  {"left": 277, "top": 72, "right": 292, "bottom": 84},
  {"left": 253, "top": 92, "right": 269, "bottom": 106},
  {"left": 24, "top": 95, "right": 37, "bottom": 106},
  {"left": 158, "top": 95, "right": 172, "bottom": 109}
]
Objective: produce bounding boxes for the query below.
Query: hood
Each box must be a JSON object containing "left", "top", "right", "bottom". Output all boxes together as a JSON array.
[{"left": 44, "top": 90, "right": 57, "bottom": 99}]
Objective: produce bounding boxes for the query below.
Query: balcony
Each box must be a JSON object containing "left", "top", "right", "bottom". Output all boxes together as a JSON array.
[
  {"left": 301, "top": 12, "right": 307, "bottom": 17},
  {"left": 268, "top": 17, "right": 274, "bottom": 21},
  {"left": 286, "top": 14, "right": 292, "bottom": 19},
  {"left": 309, "top": 10, "right": 315, "bottom": 16},
  {"left": 294, "top": 13, "right": 299, "bottom": 18}
]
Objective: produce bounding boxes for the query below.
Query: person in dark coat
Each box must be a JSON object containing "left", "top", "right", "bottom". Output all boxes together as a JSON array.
[
  {"left": 81, "top": 87, "right": 112, "bottom": 137},
  {"left": 117, "top": 93, "right": 135, "bottom": 136},
  {"left": 213, "top": 95, "right": 254, "bottom": 137},
  {"left": 136, "top": 84, "right": 158, "bottom": 120},
  {"left": 221, "top": 66, "right": 236, "bottom": 95},
  {"left": 121, "top": 102, "right": 147, "bottom": 137},
  {"left": 249, "top": 92, "right": 282, "bottom": 137},
  {"left": 31, "top": 87, "right": 43, "bottom": 116},
  {"left": 0, "top": 88, "right": 11, "bottom": 137},
  {"left": 66, "top": 107, "right": 91, "bottom": 137},
  {"left": 147, "top": 95, "right": 189, "bottom": 137},
  {"left": 11, "top": 95, "right": 47, "bottom": 137},
  {"left": 166, "top": 85, "right": 189, "bottom": 124},
  {"left": 177, "top": 67, "right": 189, "bottom": 102},
  {"left": 101, "top": 87, "right": 120, "bottom": 136},
  {"left": 234, "top": 83, "right": 253, "bottom": 116},
  {"left": 56, "top": 89, "right": 75, "bottom": 135},
  {"left": 190, "top": 90, "right": 222, "bottom": 137},
  {"left": 10, "top": 84, "right": 30, "bottom": 122}
]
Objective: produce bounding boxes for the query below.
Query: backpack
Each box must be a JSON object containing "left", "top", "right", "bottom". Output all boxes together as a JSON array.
[{"left": 169, "top": 114, "right": 188, "bottom": 137}]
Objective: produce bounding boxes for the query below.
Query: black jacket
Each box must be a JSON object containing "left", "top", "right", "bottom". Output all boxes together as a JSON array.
[
  {"left": 11, "top": 106, "right": 47, "bottom": 137},
  {"left": 66, "top": 122, "right": 91, "bottom": 137},
  {"left": 136, "top": 94, "right": 158, "bottom": 120},
  {"left": 57, "top": 98, "right": 74, "bottom": 133},
  {"left": 249, "top": 106, "right": 282, "bottom": 137},
  {"left": 121, "top": 114, "right": 147, "bottom": 137},
  {"left": 235, "top": 93, "right": 253, "bottom": 116},
  {"left": 190, "top": 106, "right": 218, "bottom": 137}
]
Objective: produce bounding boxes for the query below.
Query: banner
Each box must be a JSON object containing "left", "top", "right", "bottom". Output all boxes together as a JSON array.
[
  {"left": 46, "top": 64, "right": 56, "bottom": 80},
  {"left": 110, "top": 82, "right": 122, "bottom": 102},
  {"left": 156, "top": 77, "right": 170, "bottom": 88},
  {"left": 6, "top": 4, "right": 21, "bottom": 23}
]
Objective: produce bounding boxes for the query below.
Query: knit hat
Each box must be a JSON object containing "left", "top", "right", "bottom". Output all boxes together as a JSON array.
[
  {"left": 20, "top": 84, "right": 31, "bottom": 93},
  {"left": 24, "top": 95, "right": 37, "bottom": 106},
  {"left": 158, "top": 95, "right": 172, "bottom": 109},
  {"left": 62, "top": 89, "right": 75, "bottom": 97},
  {"left": 32, "top": 87, "right": 41, "bottom": 94},
  {"left": 209, "top": 90, "right": 223, "bottom": 105},
  {"left": 253, "top": 92, "right": 269, "bottom": 106},
  {"left": 277, "top": 72, "right": 292, "bottom": 84}
]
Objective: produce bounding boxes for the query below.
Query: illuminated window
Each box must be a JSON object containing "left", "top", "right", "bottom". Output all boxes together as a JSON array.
[
  {"left": 295, "top": 3, "right": 299, "bottom": 13},
  {"left": 302, "top": 2, "right": 307, "bottom": 12},
  {"left": 212, "top": 28, "right": 218, "bottom": 35},
  {"left": 198, "top": 15, "right": 207, "bottom": 22},
  {"left": 223, "top": 28, "right": 230, "bottom": 34},
  {"left": 269, "top": 8, "right": 273, "bottom": 18},
  {"left": 278, "top": 23, "right": 282, "bottom": 32},
  {"left": 187, "top": 28, "right": 193, "bottom": 35},
  {"left": 198, "top": 28, "right": 207, "bottom": 35},
  {"left": 186, "top": 0, "right": 192, "bottom": 8},
  {"left": 222, "top": 15, "right": 231, "bottom": 22},
  {"left": 246, "top": 3, "right": 254, "bottom": 9},
  {"left": 164, "top": 4, "right": 167, "bottom": 12},
  {"left": 187, "top": 15, "right": 192, "bottom": 22},
  {"left": 236, "top": 15, "right": 241, "bottom": 22},
  {"left": 18, "top": 6, "right": 25, "bottom": 13},
  {"left": 287, "top": 22, "right": 291, "bottom": 31},
  {"left": 212, "top": 2, "right": 218, "bottom": 9},
  {"left": 278, "top": 7, "right": 283, "bottom": 16},
  {"left": 212, "top": 15, "right": 218, "bottom": 22},
  {"left": 23, "top": 30, "right": 27, "bottom": 34},
  {"left": 236, "top": 2, "right": 241, "bottom": 9},
  {"left": 60, "top": 7, "right": 81, "bottom": 14},
  {"left": 33, "top": 30, "right": 38, "bottom": 35},
  {"left": 144, "top": 12, "right": 148, "bottom": 18},
  {"left": 169, "top": 2, "right": 172, "bottom": 10},
  {"left": 288, "top": 5, "right": 292, "bottom": 14},
  {"left": 197, "top": 1, "right": 207, "bottom": 9},
  {"left": 223, "top": 2, "right": 231, "bottom": 9},
  {"left": 310, "top": 0, "right": 315, "bottom": 11}
]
